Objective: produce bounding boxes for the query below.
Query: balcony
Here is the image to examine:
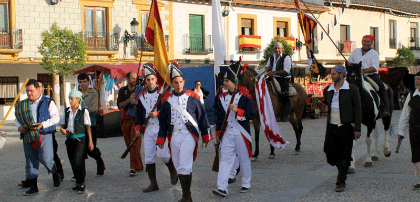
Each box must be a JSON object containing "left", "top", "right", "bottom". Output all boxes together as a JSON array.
[
  {"left": 238, "top": 35, "right": 261, "bottom": 53},
  {"left": 183, "top": 34, "right": 213, "bottom": 54},
  {"left": 0, "top": 28, "right": 23, "bottom": 59},
  {"left": 336, "top": 40, "right": 355, "bottom": 55},
  {"left": 82, "top": 31, "right": 119, "bottom": 51},
  {"left": 132, "top": 34, "right": 170, "bottom": 54},
  {"left": 389, "top": 38, "right": 397, "bottom": 49},
  {"left": 409, "top": 37, "right": 420, "bottom": 50}
]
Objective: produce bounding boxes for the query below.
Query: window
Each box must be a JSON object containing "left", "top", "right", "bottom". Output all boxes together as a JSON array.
[
  {"left": 370, "top": 27, "right": 379, "bottom": 51},
  {"left": 141, "top": 11, "right": 149, "bottom": 35},
  {"left": 188, "top": 14, "right": 206, "bottom": 53},
  {"left": 238, "top": 14, "right": 258, "bottom": 52},
  {"left": 339, "top": 25, "right": 352, "bottom": 54},
  {"left": 311, "top": 26, "right": 318, "bottom": 53},
  {"left": 85, "top": 7, "right": 107, "bottom": 50},
  {"left": 0, "top": 77, "right": 18, "bottom": 105},
  {"left": 0, "top": 1, "right": 7, "bottom": 31},
  {"left": 340, "top": 25, "right": 350, "bottom": 41},
  {"left": 389, "top": 20, "right": 396, "bottom": 49},
  {"left": 0, "top": 1, "right": 9, "bottom": 49},
  {"left": 241, "top": 18, "right": 253, "bottom": 35},
  {"left": 410, "top": 22, "right": 418, "bottom": 49},
  {"left": 276, "top": 21, "right": 287, "bottom": 37}
]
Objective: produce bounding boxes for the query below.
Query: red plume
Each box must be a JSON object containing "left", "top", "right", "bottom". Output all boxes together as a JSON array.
[{"left": 241, "top": 64, "right": 247, "bottom": 74}]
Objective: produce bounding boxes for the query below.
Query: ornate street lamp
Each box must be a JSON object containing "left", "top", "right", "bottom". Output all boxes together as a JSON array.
[{"left": 124, "top": 18, "right": 139, "bottom": 58}]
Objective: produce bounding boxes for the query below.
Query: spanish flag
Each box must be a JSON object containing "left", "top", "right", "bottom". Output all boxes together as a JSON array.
[{"left": 146, "top": 0, "right": 170, "bottom": 85}]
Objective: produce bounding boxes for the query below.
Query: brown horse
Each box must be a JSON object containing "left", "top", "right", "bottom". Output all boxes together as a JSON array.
[{"left": 240, "top": 68, "right": 307, "bottom": 160}]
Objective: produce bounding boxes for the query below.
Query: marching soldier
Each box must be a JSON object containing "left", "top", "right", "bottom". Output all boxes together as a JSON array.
[
  {"left": 212, "top": 61, "right": 255, "bottom": 197},
  {"left": 156, "top": 63, "right": 213, "bottom": 202},
  {"left": 135, "top": 64, "right": 177, "bottom": 192}
]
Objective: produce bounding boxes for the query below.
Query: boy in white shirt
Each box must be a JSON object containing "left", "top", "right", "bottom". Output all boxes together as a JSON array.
[{"left": 60, "top": 90, "right": 94, "bottom": 194}]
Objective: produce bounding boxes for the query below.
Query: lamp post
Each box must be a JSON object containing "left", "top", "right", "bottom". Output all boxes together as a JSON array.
[{"left": 123, "top": 18, "right": 139, "bottom": 58}]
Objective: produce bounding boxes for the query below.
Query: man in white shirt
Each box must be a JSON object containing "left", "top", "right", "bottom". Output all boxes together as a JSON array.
[
  {"left": 397, "top": 71, "right": 420, "bottom": 190},
  {"left": 266, "top": 42, "right": 292, "bottom": 122},
  {"left": 322, "top": 65, "right": 361, "bottom": 192},
  {"left": 348, "top": 35, "right": 390, "bottom": 117},
  {"left": 14, "top": 79, "right": 61, "bottom": 195}
]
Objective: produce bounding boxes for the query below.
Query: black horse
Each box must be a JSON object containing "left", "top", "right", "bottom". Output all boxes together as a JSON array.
[{"left": 346, "top": 63, "right": 393, "bottom": 172}]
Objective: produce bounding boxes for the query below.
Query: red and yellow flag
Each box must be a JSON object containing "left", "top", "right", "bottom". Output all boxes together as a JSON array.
[
  {"left": 294, "top": 0, "right": 317, "bottom": 47},
  {"left": 146, "top": 0, "right": 170, "bottom": 85}
]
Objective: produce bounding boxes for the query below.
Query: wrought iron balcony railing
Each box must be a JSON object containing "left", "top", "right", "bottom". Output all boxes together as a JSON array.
[
  {"left": 409, "top": 37, "right": 420, "bottom": 50},
  {"left": 336, "top": 40, "right": 355, "bottom": 54},
  {"left": 82, "top": 31, "right": 119, "bottom": 51},
  {"left": 183, "top": 34, "right": 213, "bottom": 54},
  {"left": 0, "top": 28, "right": 22, "bottom": 49},
  {"left": 132, "top": 34, "right": 170, "bottom": 53}
]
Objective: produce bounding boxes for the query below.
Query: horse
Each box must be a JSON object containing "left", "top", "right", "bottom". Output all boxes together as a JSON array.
[
  {"left": 240, "top": 68, "right": 307, "bottom": 160},
  {"left": 346, "top": 64, "right": 393, "bottom": 172}
]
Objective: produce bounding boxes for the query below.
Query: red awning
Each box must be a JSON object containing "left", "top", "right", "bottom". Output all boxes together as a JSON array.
[{"left": 73, "top": 64, "right": 145, "bottom": 79}]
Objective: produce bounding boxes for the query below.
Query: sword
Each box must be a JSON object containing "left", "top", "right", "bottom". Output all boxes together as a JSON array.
[{"left": 396, "top": 135, "right": 404, "bottom": 153}]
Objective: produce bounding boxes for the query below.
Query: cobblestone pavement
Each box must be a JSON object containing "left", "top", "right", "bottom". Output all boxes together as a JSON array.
[{"left": 0, "top": 110, "right": 418, "bottom": 201}]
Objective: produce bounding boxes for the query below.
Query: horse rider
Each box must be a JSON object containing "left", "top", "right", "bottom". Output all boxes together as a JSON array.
[
  {"left": 398, "top": 71, "right": 420, "bottom": 190},
  {"left": 348, "top": 35, "right": 391, "bottom": 117},
  {"left": 322, "top": 65, "right": 362, "bottom": 192},
  {"left": 266, "top": 42, "right": 292, "bottom": 122}
]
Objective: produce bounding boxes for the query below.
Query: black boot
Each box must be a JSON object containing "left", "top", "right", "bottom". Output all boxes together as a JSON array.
[
  {"left": 178, "top": 174, "right": 192, "bottom": 202},
  {"left": 379, "top": 98, "right": 391, "bottom": 118},
  {"left": 18, "top": 178, "right": 31, "bottom": 188},
  {"left": 166, "top": 160, "right": 178, "bottom": 185},
  {"left": 143, "top": 164, "right": 159, "bottom": 192},
  {"left": 53, "top": 172, "right": 60, "bottom": 188},
  {"left": 280, "top": 97, "right": 291, "bottom": 122},
  {"left": 335, "top": 160, "right": 349, "bottom": 192},
  {"left": 23, "top": 178, "right": 38, "bottom": 196}
]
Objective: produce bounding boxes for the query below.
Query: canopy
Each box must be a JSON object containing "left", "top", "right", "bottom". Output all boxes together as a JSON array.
[{"left": 74, "top": 64, "right": 144, "bottom": 79}]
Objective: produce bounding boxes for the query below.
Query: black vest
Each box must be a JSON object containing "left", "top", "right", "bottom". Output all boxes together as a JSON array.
[
  {"left": 409, "top": 90, "right": 420, "bottom": 127},
  {"left": 269, "top": 54, "right": 289, "bottom": 72},
  {"left": 64, "top": 107, "right": 86, "bottom": 135}
]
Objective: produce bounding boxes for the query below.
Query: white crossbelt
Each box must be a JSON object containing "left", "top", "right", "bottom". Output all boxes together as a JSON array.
[
  {"left": 168, "top": 98, "right": 199, "bottom": 132},
  {"left": 221, "top": 98, "right": 252, "bottom": 143}
]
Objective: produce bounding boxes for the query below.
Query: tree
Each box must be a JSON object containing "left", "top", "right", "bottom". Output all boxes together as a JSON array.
[
  {"left": 38, "top": 22, "right": 88, "bottom": 77},
  {"left": 393, "top": 46, "right": 415, "bottom": 67},
  {"left": 38, "top": 22, "right": 88, "bottom": 109},
  {"left": 260, "top": 39, "right": 294, "bottom": 65}
]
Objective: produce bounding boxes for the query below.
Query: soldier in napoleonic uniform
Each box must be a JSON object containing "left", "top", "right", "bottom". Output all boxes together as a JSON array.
[
  {"left": 212, "top": 61, "right": 255, "bottom": 197},
  {"left": 134, "top": 63, "right": 177, "bottom": 193},
  {"left": 156, "top": 63, "right": 213, "bottom": 202}
]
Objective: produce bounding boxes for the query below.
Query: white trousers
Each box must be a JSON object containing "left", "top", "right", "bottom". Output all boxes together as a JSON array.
[
  {"left": 229, "top": 155, "right": 240, "bottom": 178},
  {"left": 144, "top": 124, "right": 171, "bottom": 164},
  {"left": 170, "top": 132, "right": 196, "bottom": 175},
  {"left": 217, "top": 133, "right": 251, "bottom": 193}
]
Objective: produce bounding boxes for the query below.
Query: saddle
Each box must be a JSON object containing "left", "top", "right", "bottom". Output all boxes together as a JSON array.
[
  {"left": 266, "top": 78, "right": 297, "bottom": 97},
  {"left": 364, "top": 76, "right": 388, "bottom": 92}
]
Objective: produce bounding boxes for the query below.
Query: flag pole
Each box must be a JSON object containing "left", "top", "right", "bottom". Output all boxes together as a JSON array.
[{"left": 300, "top": 0, "right": 348, "bottom": 62}]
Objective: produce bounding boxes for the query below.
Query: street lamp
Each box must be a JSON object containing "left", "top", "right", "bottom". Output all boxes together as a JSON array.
[{"left": 123, "top": 18, "right": 139, "bottom": 58}]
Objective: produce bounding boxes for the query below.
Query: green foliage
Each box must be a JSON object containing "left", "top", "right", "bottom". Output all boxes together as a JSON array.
[
  {"left": 260, "top": 39, "right": 294, "bottom": 65},
  {"left": 38, "top": 22, "right": 88, "bottom": 77},
  {"left": 393, "top": 46, "right": 415, "bottom": 67}
]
